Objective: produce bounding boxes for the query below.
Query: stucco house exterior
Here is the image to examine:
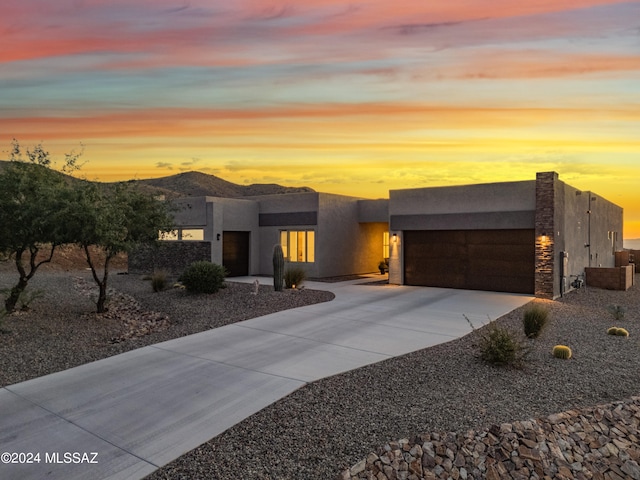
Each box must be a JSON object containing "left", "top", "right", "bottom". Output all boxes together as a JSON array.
[{"left": 130, "top": 172, "right": 624, "bottom": 299}]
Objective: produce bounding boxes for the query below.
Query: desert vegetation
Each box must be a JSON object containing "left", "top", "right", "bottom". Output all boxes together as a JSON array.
[{"left": 0, "top": 140, "right": 173, "bottom": 313}]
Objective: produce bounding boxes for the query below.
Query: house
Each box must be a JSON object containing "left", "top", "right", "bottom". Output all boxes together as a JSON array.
[{"left": 130, "top": 172, "right": 624, "bottom": 299}]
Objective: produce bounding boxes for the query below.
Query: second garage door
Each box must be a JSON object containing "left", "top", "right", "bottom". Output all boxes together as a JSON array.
[{"left": 404, "top": 229, "right": 535, "bottom": 294}]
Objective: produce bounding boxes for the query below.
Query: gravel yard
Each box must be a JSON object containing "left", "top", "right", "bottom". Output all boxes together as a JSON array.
[
  {"left": 1, "top": 267, "right": 639, "bottom": 479},
  {"left": 146, "top": 279, "right": 640, "bottom": 480},
  {"left": 0, "top": 270, "right": 334, "bottom": 387}
]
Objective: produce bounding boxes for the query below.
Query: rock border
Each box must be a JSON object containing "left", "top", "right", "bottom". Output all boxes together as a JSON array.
[{"left": 341, "top": 396, "right": 640, "bottom": 480}]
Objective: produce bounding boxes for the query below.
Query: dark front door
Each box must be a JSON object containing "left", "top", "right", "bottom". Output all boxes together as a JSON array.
[
  {"left": 222, "top": 231, "right": 249, "bottom": 277},
  {"left": 404, "top": 229, "right": 535, "bottom": 294}
]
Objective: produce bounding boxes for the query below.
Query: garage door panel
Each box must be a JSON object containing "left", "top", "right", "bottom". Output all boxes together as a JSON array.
[
  {"left": 468, "top": 259, "right": 532, "bottom": 277},
  {"left": 467, "top": 275, "right": 533, "bottom": 294},
  {"left": 468, "top": 244, "right": 532, "bottom": 259},
  {"left": 411, "top": 272, "right": 466, "bottom": 289},
  {"left": 404, "top": 229, "right": 534, "bottom": 294}
]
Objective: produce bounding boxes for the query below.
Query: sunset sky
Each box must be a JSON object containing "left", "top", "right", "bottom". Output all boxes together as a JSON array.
[{"left": 2, "top": 0, "right": 639, "bottom": 238}]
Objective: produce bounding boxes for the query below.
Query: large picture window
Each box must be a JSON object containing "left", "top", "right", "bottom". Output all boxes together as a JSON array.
[{"left": 280, "top": 230, "right": 315, "bottom": 263}]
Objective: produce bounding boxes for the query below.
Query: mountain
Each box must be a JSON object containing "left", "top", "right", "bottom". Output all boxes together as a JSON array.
[
  {"left": 129, "top": 171, "right": 314, "bottom": 198},
  {"left": 1, "top": 161, "right": 313, "bottom": 198},
  {"left": 624, "top": 239, "right": 640, "bottom": 250}
]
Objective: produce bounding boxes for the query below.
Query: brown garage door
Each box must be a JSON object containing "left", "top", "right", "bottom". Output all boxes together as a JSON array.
[
  {"left": 404, "top": 229, "right": 534, "bottom": 294},
  {"left": 222, "top": 231, "right": 249, "bottom": 277}
]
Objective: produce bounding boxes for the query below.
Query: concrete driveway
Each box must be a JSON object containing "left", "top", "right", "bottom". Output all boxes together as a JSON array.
[{"left": 0, "top": 277, "right": 533, "bottom": 480}]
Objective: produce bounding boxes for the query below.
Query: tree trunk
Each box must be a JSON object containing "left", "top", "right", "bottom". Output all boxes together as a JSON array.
[
  {"left": 4, "top": 277, "right": 27, "bottom": 313},
  {"left": 96, "top": 282, "right": 108, "bottom": 313},
  {"left": 4, "top": 244, "right": 57, "bottom": 313},
  {"left": 83, "top": 244, "right": 112, "bottom": 313}
]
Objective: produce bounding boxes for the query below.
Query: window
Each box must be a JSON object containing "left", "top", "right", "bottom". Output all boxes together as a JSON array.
[
  {"left": 280, "top": 230, "right": 315, "bottom": 263},
  {"left": 159, "top": 230, "right": 179, "bottom": 240},
  {"left": 383, "top": 232, "right": 390, "bottom": 260},
  {"left": 182, "top": 229, "right": 204, "bottom": 240},
  {"left": 159, "top": 228, "right": 204, "bottom": 241}
]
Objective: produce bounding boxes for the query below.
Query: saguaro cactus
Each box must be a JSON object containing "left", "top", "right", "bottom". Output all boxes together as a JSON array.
[{"left": 272, "top": 244, "right": 285, "bottom": 291}]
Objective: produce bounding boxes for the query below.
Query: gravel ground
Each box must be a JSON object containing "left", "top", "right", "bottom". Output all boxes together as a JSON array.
[
  {"left": 0, "top": 270, "right": 334, "bottom": 387},
  {"left": 146, "top": 279, "right": 640, "bottom": 480},
  {"left": 2, "top": 269, "right": 639, "bottom": 480}
]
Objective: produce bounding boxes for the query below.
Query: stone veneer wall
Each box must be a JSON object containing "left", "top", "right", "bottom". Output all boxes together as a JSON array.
[
  {"left": 586, "top": 266, "right": 635, "bottom": 291},
  {"left": 128, "top": 241, "right": 211, "bottom": 276},
  {"left": 341, "top": 396, "right": 640, "bottom": 480},
  {"left": 534, "top": 172, "right": 557, "bottom": 299}
]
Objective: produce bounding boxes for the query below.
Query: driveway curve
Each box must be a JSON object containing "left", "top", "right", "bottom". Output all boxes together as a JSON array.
[{"left": 0, "top": 277, "right": 533, "bottom": 480}]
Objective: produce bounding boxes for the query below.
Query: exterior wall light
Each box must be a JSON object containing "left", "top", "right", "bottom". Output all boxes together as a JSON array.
[
  {"left": 541, "top": 233, "right": 548, "bottom": 242},
  {"left": 392, "top": 233, "right": 398, "bottom": 243},
  {"left": 216, "top": 233, "right": 221, "bottom": 241}
]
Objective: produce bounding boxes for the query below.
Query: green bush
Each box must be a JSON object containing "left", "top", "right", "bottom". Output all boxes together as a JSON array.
[
  {"left": 151, "top": 270, "right": 168, "bottom": 292},
  {"left": 608, "top": 305, "right": 626, "bottom": 321},
  {"left": 523, "top": 303, "right": 549, "bottom": 339},
  {"left": 478, "top": 322, "right": 530, "bottom": 368},
  {"left": 552, "top": 345, "right": 572, "bottom": 359},
  {"left": 179, "top": 261, "right": 227, "bottom": 294},
  {"left": 284, "top": 266, "right": 306, "bottom": 289}
]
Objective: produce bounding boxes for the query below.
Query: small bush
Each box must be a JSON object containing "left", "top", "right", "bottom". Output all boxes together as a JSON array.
[
  {"left": 523, "top": 304, "right": 549, "bottom": 339},
  {"left": 552, "top": 345, "right": 572, "bottom": 359},
  {"left": 608, "top": 305, "right": 626, "bottom": 321},
  {"left": 179, "top": 261, "right": 227, "bottom": 294},
  {"left": 284, "top": 266, "right": 306, "bottom": 289},
  {"left": 478, "top": 322, "right": 530, "bottom": 368},
  {"left": 151, "top": 270, "right": 168, "bottom": 292},
  {"left": 607, "top": 326, "right": 629, "bottom": 337}
]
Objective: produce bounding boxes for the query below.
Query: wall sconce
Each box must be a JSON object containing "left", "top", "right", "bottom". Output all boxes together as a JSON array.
[
  {"left": 216, "top": 233, "right": 221, "bottom": 241},
  {"left": 392, "top": 233, "right": 398, "bottom": 243},
  {"left": 540, "top": 232, "right": 548, "bottom": 243}
]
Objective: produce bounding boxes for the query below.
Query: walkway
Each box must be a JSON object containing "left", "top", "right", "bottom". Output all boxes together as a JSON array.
[{"left": 0, "top": 277, "right": 533, "bottom": 480}]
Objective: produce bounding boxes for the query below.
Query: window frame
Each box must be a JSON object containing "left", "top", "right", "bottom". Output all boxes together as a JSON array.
[{"left": 280, "top": 229, "right": 315, "bottom": 263}]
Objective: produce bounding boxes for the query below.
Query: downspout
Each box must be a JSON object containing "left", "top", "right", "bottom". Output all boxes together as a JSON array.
[{"left": 587, "top": 193, "right": 592, "bottom": 267}]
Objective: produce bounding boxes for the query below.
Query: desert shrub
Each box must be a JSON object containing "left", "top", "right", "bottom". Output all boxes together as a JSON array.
[
  {"left": 151, "top": 270, "right": 168, "bottom": 292},
  {"left": 284, "top": 266, "right": 307, "bottom": 289},
  {"left": 478, "top": 322, "right": 530, "bottom": 368},
  {"left": 179, "top": 261, "right": 227, "bottom": 294},
  {"left": 608, "top": 305, "right": 626, "bottom": 321},
  {"left": 607, "top": 326, "right": 629, "bottom": 337},
  {"left": 523, "top": 303, "right": 549, "bottom": 339},
  {"left": 552, "top": 345, "right": 572, "bottom": 359}
]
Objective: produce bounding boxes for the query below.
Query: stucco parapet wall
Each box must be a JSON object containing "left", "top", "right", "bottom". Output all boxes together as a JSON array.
[
  {"left": 357, "top": 199, "right": 389, "bottom": 223},
  {"left": 389, "top": 180, "right": 536, "bottom": 216},
  {"left": 390, "top": 210, "right": 535, "bottom": 231},
  {"left": 250, "top": 192, "right": 320, "bottom": 213}
]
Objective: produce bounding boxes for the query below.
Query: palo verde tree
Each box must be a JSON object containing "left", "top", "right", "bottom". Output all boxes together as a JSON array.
[
  {"left": 0, "top": 140, "right": 82, "bottom": 312},
  {"left": 66, "top": 181, "right": 173, "bottom": 313}
]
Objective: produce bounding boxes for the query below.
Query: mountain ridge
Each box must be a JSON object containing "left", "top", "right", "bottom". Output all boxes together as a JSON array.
[
  {"left": 133, "top": 171, "right": 314, "bottom": 198},
  {"left": 0, "top": 161, "right": 314, "bottom": 198}
]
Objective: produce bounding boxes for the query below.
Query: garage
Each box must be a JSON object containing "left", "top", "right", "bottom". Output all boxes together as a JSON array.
[
  {"left": 222, "top": 231, "right": 250, "bottom": 277},
  {"left": 404, "top": 229, "right": 535, "bottom": 294}
]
